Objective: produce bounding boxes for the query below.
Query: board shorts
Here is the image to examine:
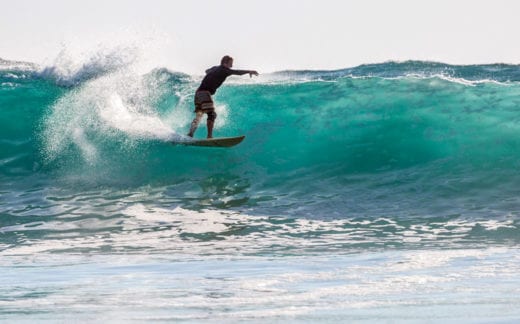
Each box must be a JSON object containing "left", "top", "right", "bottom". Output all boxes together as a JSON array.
[{"left": 194, "top": 90, "right": 217, "bottom": 121}]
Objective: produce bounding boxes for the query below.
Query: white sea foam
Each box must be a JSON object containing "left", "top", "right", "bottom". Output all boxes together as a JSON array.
[
  {"left": 1, "top": 197, "right": 519, "bottom": 322},
  {"left": 2, "top": 203, "right": 517, "bottom": 257},
  {"left": 1, "top": 243, "right": 519, "bottom": 322}
]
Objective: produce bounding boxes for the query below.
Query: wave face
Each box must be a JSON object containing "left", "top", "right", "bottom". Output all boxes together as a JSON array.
[{"left": 1, "top": 57, "right": 520, "bottom": 252}]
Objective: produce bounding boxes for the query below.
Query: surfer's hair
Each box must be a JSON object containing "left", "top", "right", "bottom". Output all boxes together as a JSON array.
[{"left": 221, "top": 55, "right": 233, "bottom": 65}]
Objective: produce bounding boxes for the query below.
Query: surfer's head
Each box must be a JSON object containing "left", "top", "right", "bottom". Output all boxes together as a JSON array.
[{"left": 221, "top": 55, "right": 233, "bottom": 68}]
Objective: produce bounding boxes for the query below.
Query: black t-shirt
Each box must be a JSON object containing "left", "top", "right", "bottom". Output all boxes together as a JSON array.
[{"left": 197, "top": 65, "right": 249, "bottom": 94}]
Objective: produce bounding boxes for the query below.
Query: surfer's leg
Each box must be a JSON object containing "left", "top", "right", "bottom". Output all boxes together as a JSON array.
[
  {"left": 206, "top": 110, "right": 217, "bottom": 139},
  {"left": 188, "top": 111, "right": 204, "bottom": 137},
  {"left": 207, "top": 120, "right": 214, "bottom": 139}
]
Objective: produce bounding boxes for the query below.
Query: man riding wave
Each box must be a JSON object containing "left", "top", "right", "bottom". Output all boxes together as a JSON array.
[{"left": 188, "top": 56, "right": 258, "bottom": 138}]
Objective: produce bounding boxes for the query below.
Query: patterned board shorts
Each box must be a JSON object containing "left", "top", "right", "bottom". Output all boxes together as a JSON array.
[{"left": 194, "top": 90, "right": 215, "bottom": 112}]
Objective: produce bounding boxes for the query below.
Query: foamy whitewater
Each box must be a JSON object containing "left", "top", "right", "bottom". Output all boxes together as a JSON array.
[{"left": 1, "top": 50, "right": 520, "bottom": 322}]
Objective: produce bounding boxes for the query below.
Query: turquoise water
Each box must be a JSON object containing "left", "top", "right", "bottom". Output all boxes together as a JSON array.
[{"left": 1, "top": 56, "right": 520, "bottom": 322}]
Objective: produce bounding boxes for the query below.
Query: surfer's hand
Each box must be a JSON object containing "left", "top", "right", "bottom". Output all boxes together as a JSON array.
[{"left": 249, "top": 70, "right": 259, "bottom": 78}]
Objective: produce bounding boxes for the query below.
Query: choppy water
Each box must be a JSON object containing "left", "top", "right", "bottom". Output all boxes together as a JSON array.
[{"left": 1, "top": 53, "right": 520, "bottom": 322}]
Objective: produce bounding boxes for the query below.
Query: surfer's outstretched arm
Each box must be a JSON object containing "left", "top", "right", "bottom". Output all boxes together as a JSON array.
[{"left": 230, "top": 69, "right": 259, "bottom": 77}]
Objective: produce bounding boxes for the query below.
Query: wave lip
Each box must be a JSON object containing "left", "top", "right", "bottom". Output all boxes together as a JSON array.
[
  {"left": 269, "top": 60, "right": 520, "bottom": 84},
  {"left": 3, "top": 56, "right": 520, "bottom": 85}
]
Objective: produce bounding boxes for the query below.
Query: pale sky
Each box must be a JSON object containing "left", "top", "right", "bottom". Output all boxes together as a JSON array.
[{"left": 1, "top": 0, "right": 519, "bottom": 74}]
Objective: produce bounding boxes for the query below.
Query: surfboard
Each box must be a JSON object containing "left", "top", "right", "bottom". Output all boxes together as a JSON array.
[{"left": 178, "top": 135, "right": 245, "bottom": 147}]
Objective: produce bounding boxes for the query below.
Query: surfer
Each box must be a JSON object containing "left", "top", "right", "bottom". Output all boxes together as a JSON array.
[{"left": 187, "top": 56, "right": 259, "bottom": 138}]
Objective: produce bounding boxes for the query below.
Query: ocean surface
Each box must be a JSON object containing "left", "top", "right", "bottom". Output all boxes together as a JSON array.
[{"left": 1, "top": 54, "right": 520, "bottom": 322}]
